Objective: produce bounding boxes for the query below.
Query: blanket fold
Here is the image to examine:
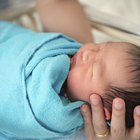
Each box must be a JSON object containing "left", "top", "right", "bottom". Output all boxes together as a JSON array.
[{"left": 0, "top": 22, "right": 84, "bottom": 139}]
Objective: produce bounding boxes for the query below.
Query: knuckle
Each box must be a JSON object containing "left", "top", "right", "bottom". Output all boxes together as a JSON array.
[
  {"left": 113, "top": 109, "right": 124, "bottom": 118},
  {"left": 83, "top": 116, "right": 92, "bottom": 126},
  {"left": 92, "top": 105, "right": 99, "bottom": 112},
  {"left": 111, "top": 126, "right": 125, "bottom": 136},
  {"left": 94, "top": 123, "right": 106, "bottom": 132},
  {"left": 84, "top": 120, "right": 92, "bottom": 128},
  {"left": 84, "top": 116, "right": 90, "bottom": 124},
  {"left": 133, "top": 129, "right": 140, "bottom": 139}
]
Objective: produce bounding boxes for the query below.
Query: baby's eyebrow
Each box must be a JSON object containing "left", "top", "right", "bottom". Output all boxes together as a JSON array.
[
  {"left": 98, "top": 42, "right": 110, "bottom": 50},
  {"left": 106, "top": 41, "right": 113, "bottom": 44}
]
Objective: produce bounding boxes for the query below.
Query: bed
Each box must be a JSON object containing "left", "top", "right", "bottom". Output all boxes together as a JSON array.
[{"left": 1, "top": 0, "right": 140, "bottom": 45}]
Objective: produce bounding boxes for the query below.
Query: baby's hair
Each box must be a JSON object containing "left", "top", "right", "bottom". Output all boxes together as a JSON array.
[{"left": 102, "top": 43, "right": 140, "bottom": 128}]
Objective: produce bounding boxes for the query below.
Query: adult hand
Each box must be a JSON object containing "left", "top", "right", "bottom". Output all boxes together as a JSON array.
[{"left": 81, "top": 94, "right": 140, "bottom": 140}]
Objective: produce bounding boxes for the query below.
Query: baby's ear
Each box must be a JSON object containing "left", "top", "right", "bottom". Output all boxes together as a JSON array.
[{"left": 104, "top": 107, "right": 111, "bottom": 120}]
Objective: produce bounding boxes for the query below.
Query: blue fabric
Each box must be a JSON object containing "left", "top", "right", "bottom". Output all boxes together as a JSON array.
[{"left": 0, "top": 22, "right": 84, "bottom": 140}]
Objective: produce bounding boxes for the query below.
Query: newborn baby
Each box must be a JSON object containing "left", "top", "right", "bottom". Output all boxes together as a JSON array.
[
  {"left": 66, "top": 42, "right": 140, "bottom": 128},
  {"left": 0, "top": 21, "right": 139, "bottom": 140}
]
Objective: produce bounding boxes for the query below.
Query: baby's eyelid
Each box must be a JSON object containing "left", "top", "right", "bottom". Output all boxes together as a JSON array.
[
  {"left": 91, "top": 58, "right": 102, "bottom": 79},
  {"left": 92, "top": 63, "right": 94, "bottom": 78},
  {"left": 91, "top": 59, "right": 97, "bottom": 78}
]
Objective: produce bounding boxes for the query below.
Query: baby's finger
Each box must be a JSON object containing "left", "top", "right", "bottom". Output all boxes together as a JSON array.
[
  {"left": 81, "top": 104, "right": 96, "bottom": 140},
  {"left": 130, "top": 106, "right": 140, "bottom": 140},
  {"left": 90, "top": 94, "right": 108, "bottom": 137},
  {"left": 111, "top": 98, "right": 126, "bottom": 139}
]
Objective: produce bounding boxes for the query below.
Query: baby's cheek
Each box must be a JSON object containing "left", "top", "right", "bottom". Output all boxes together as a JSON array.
[
  {"left": 67, "top": 68, "right": 89, "bottom": 101},
  {"left": 68, "top": 89, "right": 88, "bottom": 102},
  {"left": 67, "top": 69, "right": 80, "bottom": 88},
  {"left": 79, "top": 92, "right": 91, "bottom": 102}
]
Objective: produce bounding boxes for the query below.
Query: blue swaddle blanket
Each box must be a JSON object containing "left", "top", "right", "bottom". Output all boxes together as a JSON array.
[{"left": 0, "top": 22, "right": 84, "bottom": 140}]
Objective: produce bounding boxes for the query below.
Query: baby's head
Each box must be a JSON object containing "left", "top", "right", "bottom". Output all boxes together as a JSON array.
[{"left": 67, "top": 42, "right": 140, "bottom": 128}]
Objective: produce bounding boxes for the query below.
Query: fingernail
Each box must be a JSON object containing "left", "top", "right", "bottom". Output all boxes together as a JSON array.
[
  {"left": 90, "top": 96, "right": 99, "bottom": 105},
  {"left": 114, "top": 99, "right": 124, "bottom": 110},
  {"left": 135, "top": 107, "right": 140, "bottom": 116},
  {"left": 81, "top": 104, "right": 87, "bottom": 113}
]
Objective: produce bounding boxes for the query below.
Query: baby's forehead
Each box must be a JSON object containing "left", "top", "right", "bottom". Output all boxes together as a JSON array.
[
  {"left": 102, "top": 42, "right": 136, "bottom": 58},
  {"left": 96, "top": 42, "right": 140, "bottom": 92},
  {"left": 100, "top": 42, "right": 132, "bottom": 49},
  {"left": 102, "top": 42, "right": 136, "bottom": 87},
  {"left": 98, "top": 42, "right": 131, "bottom": 58}
]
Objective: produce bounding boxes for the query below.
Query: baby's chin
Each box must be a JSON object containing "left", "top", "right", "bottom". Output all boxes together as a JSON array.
[
  {"left": 65, "top": 86, "right": 78, "bottom": 102},
  {"left": 66, "top": 87, "right": 89, "bottom": 103}
]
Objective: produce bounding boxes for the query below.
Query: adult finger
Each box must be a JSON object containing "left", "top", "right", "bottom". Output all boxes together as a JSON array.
[
  {"left": 90, "top": 94, "right": 108, "bottom": 139},
  {"left": 111, "top": 98, "right": 126, "bottom": 139},
  {"left": 130, "top": 105, "right": 140, "bottom": 140},
  {"left": 81, "top": 104, "right": 96, "bottom": 140}
]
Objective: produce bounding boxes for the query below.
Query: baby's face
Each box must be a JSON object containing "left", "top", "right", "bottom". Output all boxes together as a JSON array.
[{"left": 67, "top": 42, "right": 132, "bottom": 102}]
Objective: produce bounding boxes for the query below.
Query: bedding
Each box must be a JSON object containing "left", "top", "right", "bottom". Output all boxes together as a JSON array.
[{"left": 0, "top": 21, "right": 84, "bottom": 140}]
